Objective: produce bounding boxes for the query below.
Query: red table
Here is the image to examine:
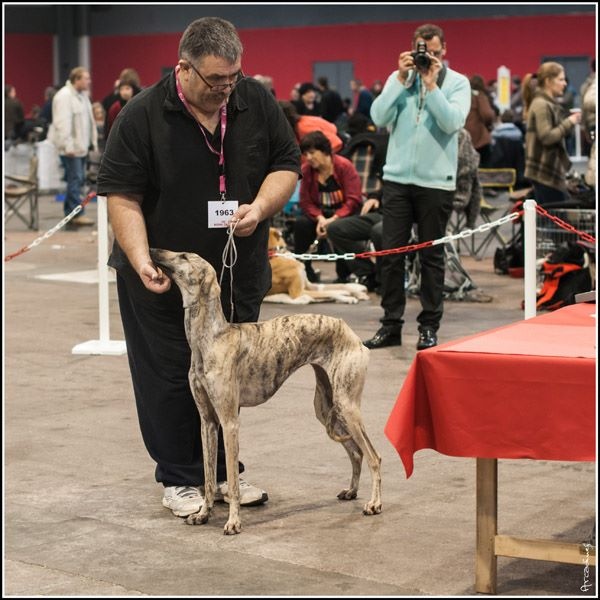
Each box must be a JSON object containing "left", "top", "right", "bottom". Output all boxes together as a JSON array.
[{"left": 385, "top": 303, "right": 596, "bottom": 593}]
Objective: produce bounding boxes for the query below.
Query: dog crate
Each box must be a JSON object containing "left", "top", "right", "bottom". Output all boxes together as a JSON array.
[{"left": 536, "top": 208, "right": 596, "bottom": 260}]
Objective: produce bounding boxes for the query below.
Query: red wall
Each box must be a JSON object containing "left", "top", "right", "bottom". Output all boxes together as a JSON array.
[
  {"left": 6, "top": 14, "right": 596, "bottom": 115},
  {"left": 239, "top": 14, "right": 596, "bottom": 98},
  {"left": 5, "top": 33, "right": 54, "bottom": 115}
]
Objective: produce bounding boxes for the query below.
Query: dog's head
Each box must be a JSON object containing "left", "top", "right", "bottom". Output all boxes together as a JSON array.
[
  {"left": 149, "top": 248, "right": 219, "bottom": 306},
  {"left": 268, "top": 227, "right": 286, "bottom": 252}
]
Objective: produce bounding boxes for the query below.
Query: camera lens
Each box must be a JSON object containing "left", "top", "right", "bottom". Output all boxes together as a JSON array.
[{"left": 412, "top": 41, "right": 431, "bottom": 71}]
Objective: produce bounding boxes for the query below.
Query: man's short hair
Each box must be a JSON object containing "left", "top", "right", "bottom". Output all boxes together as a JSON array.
[
  {"left": 500, "top": 109, "right": 515, "bottom": 123},
  {"left": 413, "top": 23, "right": 445, "bottom": 46},
  {"left": 178, "top": 17, "right": 243, "bottom": 64},
  {"left": 299, "top": 131, "right": 332, "bottom": 156},
  {"left": 69, "top": 67, "right": 88, "bottom": 84}
]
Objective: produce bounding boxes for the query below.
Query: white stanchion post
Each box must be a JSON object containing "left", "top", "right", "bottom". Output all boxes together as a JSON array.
[
  {"left": 523, "top": 199, "right": 538, "bottom": 320},
  {"left": 72, "top": 195, "right": 127, "bottom": 355}
]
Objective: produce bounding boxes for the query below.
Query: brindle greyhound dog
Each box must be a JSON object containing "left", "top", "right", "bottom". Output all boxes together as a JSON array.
[{"left": 149, "top": 248, "right": 382, "bottom": 535}]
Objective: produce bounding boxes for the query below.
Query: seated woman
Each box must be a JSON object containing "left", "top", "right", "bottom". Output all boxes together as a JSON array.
[{"left": 295, "top": 131, "right": 362, "bottom": 282}]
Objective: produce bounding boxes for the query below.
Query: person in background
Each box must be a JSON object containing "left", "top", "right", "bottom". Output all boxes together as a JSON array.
[
  {"left": 490, "top": 109, "right": 527, "bottom": 187},
  {"left": 47, "top": 67, "right": 97, "bottom": 227},
  {"left": 105, "top": 79, "right": 142, "bottom": 136},
  {"left": 582, "top": 75, "right": 596, "bottom": 188},
  {"left": 580, "top": 59, "right": 596, "bottom": 156},
  {"left": 454, "top": 128, "right": 482, "bottom": 229},
  {"left": 363, "top": 22, "right": 470, "bottom": 351},
  {"left": 294, "top": 131, "right": 362, "bottom": 284},
  {"left": 97, "top": 17, "right": 300, "bottom": 518},
  {"left": 350, "top": 79, "right": 373, "bottom": 119},
  {"left": 101, "top": 67, "right": 141, "bottom": 115},
  {"left": 524, "top": 61, "right": 581, "bottom": 205},
  {"left": 279, "top": 100, "right": 343, "bottom": 154},
  {"left": 370, "top": 80, "right": 384, "bottom": 98},
  {"left": 465, "top": 74, "right": 496, "bottom": 167},
  {"left": 4, "top": 84, "right": 25, "bottom": 142},
  {"left": 292, "top": 82, "right": 321, "bottom": 116},
  {"left": 492, "top": 109, "right": 523, "bottom": 142},
  {"left": 40, "top": 85, "right": 58, "bottom": 129},
  {"left": 92, "top": 102, "right": 106, "bottom": 148},
  {"left": 521, "top": 73, "right": 538, "bottom": 122},
  {"left": 253, "top": 74, "right": 276, "bottom": 96},
  {"left": 101, "top": 67, "right": 141, "bottom": 136},
  {"left": 556, "top": 75, "right": 577, "bottom": 155},
  {"left": 316, "top": 76, "right": 344, "bottom": 124},
  {"left": 87, "top": 102, "right": 106, "bottom": 184}
]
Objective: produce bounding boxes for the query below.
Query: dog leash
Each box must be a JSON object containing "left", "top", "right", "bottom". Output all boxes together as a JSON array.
[{"left": 220, "top": 219, "right": 239, "bottom": 323}]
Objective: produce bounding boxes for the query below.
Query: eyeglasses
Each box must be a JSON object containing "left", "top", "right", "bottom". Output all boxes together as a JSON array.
[{"left": 187, "top": 62, "right": 244, "bottom": 92}]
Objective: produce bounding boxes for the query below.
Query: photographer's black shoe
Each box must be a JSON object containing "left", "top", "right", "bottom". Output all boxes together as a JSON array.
[
  {"left": 416, "top": 328, "right": 438, "bottom": 350},
  {"left": 363, "top": 327, "right": 402, "bottom": 349}
]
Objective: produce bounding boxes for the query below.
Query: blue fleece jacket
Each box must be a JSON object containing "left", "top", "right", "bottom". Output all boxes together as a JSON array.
[{"left": 370, "top": 68, "right": 471, "bottom": 191}]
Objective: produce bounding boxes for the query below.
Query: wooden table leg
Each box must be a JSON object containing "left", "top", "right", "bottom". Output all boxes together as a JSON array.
[{"left": 476, "top": 458, "right": 498, "bottom": 594}]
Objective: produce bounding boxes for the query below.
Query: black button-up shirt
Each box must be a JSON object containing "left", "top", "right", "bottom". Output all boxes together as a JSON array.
[{"left": 98, "top": 72, "right": 300, "bottom": 314}]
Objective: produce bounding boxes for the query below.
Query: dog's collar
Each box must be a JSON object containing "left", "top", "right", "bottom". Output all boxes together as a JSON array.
[{"left": 268, "top": 245, "right": 288, "bottom": 256}]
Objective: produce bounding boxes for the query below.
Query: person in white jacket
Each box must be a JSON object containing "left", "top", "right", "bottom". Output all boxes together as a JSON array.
[{"left": 48, "top": 66, "right": 97, "bottom": 226}]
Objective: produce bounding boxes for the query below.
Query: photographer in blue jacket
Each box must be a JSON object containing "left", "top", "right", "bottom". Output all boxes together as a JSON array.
[{"left": 364, "top": 23, "right": 471, "bottom": 351}]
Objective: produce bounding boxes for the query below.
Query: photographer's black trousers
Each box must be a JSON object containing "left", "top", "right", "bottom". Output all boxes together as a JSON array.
[
  {"left": 115, "top": 265, "right": 257, "bottom": 488},
  {"left": 379, "top": 181, "right": 453, "bottom": 332}
]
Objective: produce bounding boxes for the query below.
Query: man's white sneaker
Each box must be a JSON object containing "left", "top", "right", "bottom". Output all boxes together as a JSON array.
[
  {"left": 162, "top": 485, "right": 204, "bottom": 517},
  {"left": 214, "top": 478, "right": 268, "bottom": 506}
]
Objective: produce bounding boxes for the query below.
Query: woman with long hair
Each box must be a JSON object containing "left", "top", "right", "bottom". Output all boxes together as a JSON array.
[{"left": 524, "top": 62, "right": 581, "bottom": 205}]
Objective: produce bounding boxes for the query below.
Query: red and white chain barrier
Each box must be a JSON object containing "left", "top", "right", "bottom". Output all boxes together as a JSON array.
[
  {"left": 271, "top": 205, "right": 595, "bottom": 262},
  {"left": 4, "top": 192, "right": 97, "bottom": 262},
  {"left": 4, "top": 193, "right": 126, "bottom": 356}
]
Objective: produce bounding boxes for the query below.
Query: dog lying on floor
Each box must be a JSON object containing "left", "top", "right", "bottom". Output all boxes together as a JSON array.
[
  {"left": 265, "top": 228, "right": 369, "bottom": 304},
  {"left": 149, "top": 248, "right": 382, "bottom": 535}
]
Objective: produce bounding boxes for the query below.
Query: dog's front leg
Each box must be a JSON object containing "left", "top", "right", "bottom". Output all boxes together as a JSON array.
[
  {"left": 186, "top": 382, "right": 217, "bottom": 525},
  {"left": 221, "top": 416, "right": 242, "bottom": 535}
]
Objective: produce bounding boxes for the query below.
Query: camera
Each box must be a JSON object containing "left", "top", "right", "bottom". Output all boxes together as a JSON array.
[{"left": 411, "top": 41, "right": 431, "bottom": 72}]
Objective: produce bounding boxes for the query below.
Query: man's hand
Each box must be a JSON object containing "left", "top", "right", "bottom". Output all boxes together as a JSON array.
[
  {"left": 397, "top": 51, "right": 415, "bottom": 85},
  {"left": 421, "top": 55, "right": 443, "bottom": 91},
  {"left": 139, "top": 261, "right": 171, "bottom": 293},
  {"left": 231, "top": 203, "right": 263, "bottom": 237},
  {"left": 361, "top": 198, "right": 380, "bottom": 215}
]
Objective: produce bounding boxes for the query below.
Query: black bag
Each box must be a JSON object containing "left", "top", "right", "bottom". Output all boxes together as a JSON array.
[
  {"left": 536, "top": 242, "right": 593, "bottom": 310},
  {"left": 494, "top": 241, "right": 524, "bottom": 275}
]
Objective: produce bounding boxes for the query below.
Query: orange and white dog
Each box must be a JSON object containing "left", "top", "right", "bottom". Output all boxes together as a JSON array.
[{"left": 265, "top": 228, "right": 369, "bottom": 304}]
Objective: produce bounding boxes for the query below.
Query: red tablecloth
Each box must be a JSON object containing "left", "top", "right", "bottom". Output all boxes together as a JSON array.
[{"left": 385, "top": 303, "right": 597, "bottom": 477}]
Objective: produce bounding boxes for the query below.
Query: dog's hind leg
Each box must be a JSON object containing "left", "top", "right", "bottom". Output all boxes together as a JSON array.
[
  {"left": 335, "top": 403, "right": 382, "bottom": 515},
  {"left": 312, "top": 365, "right": 362, "bottom": 501}
]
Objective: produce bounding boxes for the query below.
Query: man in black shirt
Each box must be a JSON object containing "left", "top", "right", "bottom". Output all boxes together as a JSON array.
[{"left": 97, "top": 17, "right": 300, "bottom": 518}]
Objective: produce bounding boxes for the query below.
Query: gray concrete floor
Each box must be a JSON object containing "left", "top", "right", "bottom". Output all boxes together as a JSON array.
[{"left": 3, "top": 194, "right": 596, "bottom": 596}]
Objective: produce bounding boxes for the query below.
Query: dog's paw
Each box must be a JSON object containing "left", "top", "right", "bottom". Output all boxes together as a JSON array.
[
  {"left": 346, "top": 283, "right": 368, "bottom": 295},
  {"left": 337, "top": 488, "right": 358, "bottom": 501},
  {"left": 223, "top": 519, "right": 242, "bottom": 535},
  {"left": 336, "top": 294, "right": 359, "bottom": 304},
  {"left": 185, "top": 510, "right": 210, "bottom": 526},
  {"left": 362, "top": 501, "right": 382, "bottom": 515}
]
